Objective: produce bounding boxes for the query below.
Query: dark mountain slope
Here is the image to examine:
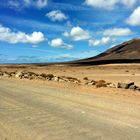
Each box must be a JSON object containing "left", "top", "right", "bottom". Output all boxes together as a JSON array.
[{"left": 72, "top": 39, "right": 140, "bottom": 65}]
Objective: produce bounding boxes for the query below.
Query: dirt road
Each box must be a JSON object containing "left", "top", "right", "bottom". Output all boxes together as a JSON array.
[{"left": 0, "top": 79, "right": 140, "bottom": 140}]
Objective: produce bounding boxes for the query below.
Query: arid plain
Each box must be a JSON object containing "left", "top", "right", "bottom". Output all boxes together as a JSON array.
[{"left": 0, "top": 64, "right": 140, "bottom": 140}]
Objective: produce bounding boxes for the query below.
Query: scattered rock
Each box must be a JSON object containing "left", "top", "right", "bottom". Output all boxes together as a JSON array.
[
  {"left": 117, "top": 81, "right": 134, "bottom": 89},
  {"left": 58, "top": 77, "right": 66, "bottom": 82},
  {"left": 129, "top": 85, "right": 138, "bottom": 90},
  {"left": 15, "top": 71, "right": 23, "bottom": 78},
  {"left": 107, "top": 83, "right": 117, "bottom": 88},
  {"left": 53, "top": 76, "right": 78, "bottom": 83},
  {"left": 58, "top": 76, "right": 81, "bottom": 84},
  {"left": 117, "top": 83, "right": 129, "bottom": 89},
  {"left": 3, "top": 72, "right": 10, "bottom": 77},
  {"left": 83, "top": 77, "right": 88, "bottom": 81},
  {"left": 85, "top": 80, "right": 96, "bottom": 85},
  {"left": 66, "top": 77, "right": 81, "bottom": 84},
  {"left": 117, "top": 80, "right": 140, "bottom": 91},
  {"left": 15, "top": 71, "right": 38, "bottom": 80},
  {"left": 53, "top": 76, "right": 59, "bottom": 82},
  {"left": 39, "top": 73, "right": 54, "bottom": 80},
  {"left": 39, "top": 73, "right": 48, "bottom": 78},
  {"left": 46, "top": 74, "right": 54, "bottom": 80},
  {"left": 125, "top": 70, "right": 129, "bottom": 72},
  {"left": 95, "top": 80, "right": 107, "bottom": 88},
  {"left": 0, "top": 70, "right": 140, "bottom": 91},
  {"left": 9, "top": 72, "right": 16, "bottom": 77}
]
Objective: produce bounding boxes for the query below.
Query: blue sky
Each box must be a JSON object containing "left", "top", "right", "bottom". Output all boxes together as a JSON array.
[{"left": 0, "top": 0, "right": 140, "bottom": 63}]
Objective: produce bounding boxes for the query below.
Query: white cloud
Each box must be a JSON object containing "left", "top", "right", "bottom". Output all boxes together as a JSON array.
[
  {"left": 2, "top": 15, "right": 67, "bottom": 32},
  {"left": 25, "top": 0, "right": 48, "bottom": 8},
  {"left": 121, "top": 0, "right": 138, "bottom": 8},
  {"left": 89, "top": 37, "right": 113, "bottom": 46},
  {"left": 8, "top": 0, "right": 20, "bottom": 8},
  {"left": 126, "top": 6, "right": 140, "bottom": 26},
  {"left": 102, "top": 28, "right": 133, "bottom": 36},
  {"left": 85, "top": 0, "right": 117, "bottom": 9},
  {"left": 49, "top": 38, "right": 73, "bottom": 49},
  {"left": 63, "top": 26, "right": 90, "bottom": 41},
  {"left": 36, "top": 0, "right": 48, "bottom": 8},
  {"left": 0, "top": 24, "right": 46, "bottom": 44},
  {"left": 8, "top": 0, "right": 48, "bottom": 10},
  {"left": 24, "top": 0, "right": 31, "bottom": 5},
  {"left": 46, "top": 10, "right": 68, "bottom": 22},
  {"left": 84, "top": 0, "right": 137, "bottom": 10}
]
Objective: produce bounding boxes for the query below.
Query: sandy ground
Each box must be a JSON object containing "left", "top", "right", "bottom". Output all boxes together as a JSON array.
[
  {"left": 0, "top": 63, "right": 140, "bottom": 86},
  {"left": 0, "top": 64, "right": 140, "bottom": 140}
]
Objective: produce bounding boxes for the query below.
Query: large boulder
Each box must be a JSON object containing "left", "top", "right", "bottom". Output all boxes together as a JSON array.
[{"left": 117, "top": 81, "right": 134, "bottom": 89}]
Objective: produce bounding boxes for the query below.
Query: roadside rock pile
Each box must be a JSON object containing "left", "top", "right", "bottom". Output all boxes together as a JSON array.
[
  {"left": 84, "top": 78, "right": 140, "bottom": 91},
  {"left": 59, "top": 76, "right": 81, "bottom": 84},
  {"left": 38, "top": 73, "right": 54, "bottom": 81},
  {"left": 0, "top": 71, "right": 81, "bottom": 84},
  {"left": 0, "top": 70, "right": 139, "bottom": 91},
  {"left": 117, "top": 81, "right": 139, "bottom": 90},
  {"left": 0, "top": 71, "right": 12, "bottom": 77},
  {"left": 52, "top": 76, "right": 81, "bottom": 84},
  {"left": 15, "top": 71, "right": 39, "bottom": 80},
  {"left": 85, "top": 79, "right": 116, "bottom": 88}
]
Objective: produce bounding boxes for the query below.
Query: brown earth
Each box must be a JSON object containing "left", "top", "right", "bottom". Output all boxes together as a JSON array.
[
  {"left": 0, "top": 64, "right": 140, "bottom": 140},
  {"left": 0, "top": 63, "right": 140, "bottom": 86}
]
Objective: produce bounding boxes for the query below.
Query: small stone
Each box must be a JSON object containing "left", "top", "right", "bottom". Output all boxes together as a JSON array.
[
  {"left": 107, "top": 83, "right": 117, "bottom": 88},
  {"left": 95, "top": 80, "right": 107, "bottom": 88},
  {"left": 129, "top": 85, "right": 138, "bottom": 90},
  {"left": 85, "top": 80, "right": 96, "bottom": 85},
  {"left": 53, "top": 76, "right": 59, "bottom": 81},
  {"left": 46, "top": 74, "right": 54, "bottom": 80},
  {"left": 83, "top": 77, "right": 88, "bottom": 80},
  {"left": 15, "top": 71, "right": 23, "bottom": 78},
  {"left": 0, "top": 71, "right": 3, "bottom": 76}
]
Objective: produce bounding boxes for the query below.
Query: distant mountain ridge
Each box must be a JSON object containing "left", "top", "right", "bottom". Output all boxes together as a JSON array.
[{"left": 72, "top": 38, "right": 140, "bottom": 65}]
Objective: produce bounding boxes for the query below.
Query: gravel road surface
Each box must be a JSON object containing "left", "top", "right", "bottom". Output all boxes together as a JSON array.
[{"left": 0, "top": 79, "right": 140, "bottom": 140}]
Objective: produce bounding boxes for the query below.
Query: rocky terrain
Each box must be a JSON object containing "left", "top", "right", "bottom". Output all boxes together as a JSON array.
[
  {"left": 0, "top": 64, "right": 140, "bottom": 140},
  {"left": 0, "top": 70, "right": 140, "bottom": 91}
]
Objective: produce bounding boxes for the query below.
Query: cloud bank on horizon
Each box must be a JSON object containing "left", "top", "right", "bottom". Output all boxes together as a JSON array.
[{"left": 0, "top": 0, "right": 140, "bottom": 63}]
